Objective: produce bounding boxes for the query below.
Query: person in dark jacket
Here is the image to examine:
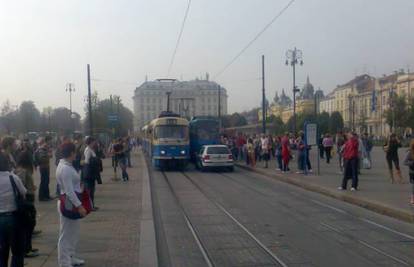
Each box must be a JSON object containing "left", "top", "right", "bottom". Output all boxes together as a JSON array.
[
  {"left": 82, "top": 137, "right": 100, "bottom": 210},
  {"left": 34, "top": 137, "right": 52, "bottom": 201},
  {"left": 384, "top": 133, "right": 403, "bottom": 183},
  {"left": 339, "top": 132, "right": 359, "bottom": 191}
]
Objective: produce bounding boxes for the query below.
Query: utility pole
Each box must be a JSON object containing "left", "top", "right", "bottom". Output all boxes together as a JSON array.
[
  {"left": 218, "top": 85, "right": 222, "bottom": 130},
  {"left": 66, "top": 83, "right": 75, "bottom": 131},
  {"left": 286, "top": 47, "right": 303, "bottom": 134},
  {"left": 110, "top": 95, "right": 115, "bottom": 139},
  {"left": 262, "top": 55, "right": 266, "bottom": 134},
  {"left": 166, "top": 92, "right": 172, "bottom": 112},
  {"left": 87, "top": 64, "right": 93, "bottom": 136}
]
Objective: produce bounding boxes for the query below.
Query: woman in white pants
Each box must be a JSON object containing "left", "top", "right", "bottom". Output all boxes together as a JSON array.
[{"left": 56, "top": 142, "right": 88, "bottom": 267}]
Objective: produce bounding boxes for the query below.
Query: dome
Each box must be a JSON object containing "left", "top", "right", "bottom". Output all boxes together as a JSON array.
[{"left": 300, "top": 76, "right": 314, "bottom": 100}]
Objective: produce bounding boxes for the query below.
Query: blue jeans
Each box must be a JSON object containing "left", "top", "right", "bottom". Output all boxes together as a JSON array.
[
  {"left": 276, "top": 154, "right": 282, "bottom": 169},
  {"left": 0, "top": 214, "right": 25, "bottom": 267}
]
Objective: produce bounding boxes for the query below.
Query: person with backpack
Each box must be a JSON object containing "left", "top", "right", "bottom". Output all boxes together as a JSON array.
[{"left": 403, "top": 139, "right": 414, "bottom": 205}]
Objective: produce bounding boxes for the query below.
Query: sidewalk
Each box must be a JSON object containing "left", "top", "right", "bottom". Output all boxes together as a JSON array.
[
  {"left": 25, "top": 150, "right": 155, "bottom": 267},
  {"left": 236, "top": 147, "right": 414, "bottom": 223}
]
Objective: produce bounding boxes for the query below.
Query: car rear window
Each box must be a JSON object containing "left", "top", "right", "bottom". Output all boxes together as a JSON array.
[{"left": 207, "top": 147, "right": 229, "bottom": 154}]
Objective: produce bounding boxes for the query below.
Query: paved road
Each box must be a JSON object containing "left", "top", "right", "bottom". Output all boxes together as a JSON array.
[{"left": 151, "top": 165, "right": 414, "bottom": 267}]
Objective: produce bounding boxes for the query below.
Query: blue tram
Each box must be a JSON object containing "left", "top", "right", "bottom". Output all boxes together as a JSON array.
[
  {"left": 142, "top": 111, "right": 190, "bottom": 169},
  {"left": 189, "top": 116, "right": 220, "bottom": 161}
]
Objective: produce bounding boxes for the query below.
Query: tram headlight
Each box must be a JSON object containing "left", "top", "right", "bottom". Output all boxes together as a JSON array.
[
  {"left": 180, "top": 150, "right": 186, "bottom": 155},
  {"left": 160, "top": 150, "right": 166, "bottom": 155}
]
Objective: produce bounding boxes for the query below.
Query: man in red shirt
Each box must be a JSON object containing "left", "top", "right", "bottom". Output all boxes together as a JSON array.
[{"left": 339, "top": 132, "right": 359, "bottom": 191}]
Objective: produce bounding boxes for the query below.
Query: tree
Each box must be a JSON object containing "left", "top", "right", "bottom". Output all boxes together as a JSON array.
[
  {"left": 0, "top": 100, "right": 18, "bottom": 134},
  {"left": 83, "top": 94, "right": 134, "bottom": 137},
  {"left": 18, "top": 101, "right": 41, "bottom": 133},
  {"left": 270, "top": 116, "right": 285, "bottom": 135},
  {"left": 329, "top": 111, "right": 344, "bottom": 133},
  {"left": 221, "top": 113, "right": 247, "bottom": 128},
  {"left": 317, "top": 112, "right": 330, "bottom": 134},
  {"left": 384, "top": 95, "right": 408, "bottom": 133}
]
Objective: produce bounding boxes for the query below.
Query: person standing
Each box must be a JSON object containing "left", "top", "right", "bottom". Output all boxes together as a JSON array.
[
  {"left": 56, "top": 142, "right": 88, "bottom": 267},
  {"left": 384, "top": 133, "right": 403, "bottom": 183},
  {"left": 261, "top": 135, "right": 270, "bottom": 168},
  {"left": 82, "top": 137, "right": 99, "bottom": 211},
  {"left": 274, "top": 136, "right": 283, "bottom": 171},
  {"left": 113, "top": 138, "right": 129, "bottom": 182},
  {"left": 403, "top": 139, "right": 414, "bottom": 205},
  {"left": 318, "top": 135, "right": 325, "bottom": 159},
  {"left": 246, "top": 138, "right": 256, "bottom": 168},
  {"left": 339, "top": 132, "right": 359, "bottom": 191},
  {"left": 1, "top": 136, "right": 17, "bottom": 171},
  {"left": 281, "top": 133, "right": 291, "bottom": 173},
  {"left": 15, "top": 151, "right": 39, "bottom": 258},
  {"left": 296, "top": 132, "right": 306, "bottom": 174},
  {"left": 322, "top": 134, "right": 334, "bottom": 164},
  {"left": 362, "top": 133, "right": 373, "bottom": 166},
  {"left": 0, "top": 151, "right": 27, "bottom": 267},
  {"left": 336, "top": 132, "right": 346, "bottom": 173},
  {"left": 34, "top": 137, "right": 53, "bottom": 201}
]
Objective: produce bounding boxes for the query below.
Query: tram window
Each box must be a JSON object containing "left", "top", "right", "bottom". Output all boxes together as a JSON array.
[{"left": 154, "top": 125, "right": 188, "bottom": 139}]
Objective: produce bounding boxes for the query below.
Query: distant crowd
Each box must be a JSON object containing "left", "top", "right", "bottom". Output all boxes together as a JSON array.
[
  {"left": 221, "top": 131, "right": 414, "bottom": 206},
  {"left": 0, "top": 134, "right": 138, "bottom": 267}
]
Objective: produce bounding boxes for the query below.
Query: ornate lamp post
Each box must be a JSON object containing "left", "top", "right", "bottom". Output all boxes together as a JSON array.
[{"left": 285, "top": 47, "right": 303, "bottom": 134}]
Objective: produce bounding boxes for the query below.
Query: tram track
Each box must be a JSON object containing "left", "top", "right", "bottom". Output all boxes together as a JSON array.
[
  {"left": 159, "top": 170, "right": 288, "bottom": 267},
  {"left": 212, "top": 169, "right": 412, "bottom": 266}
]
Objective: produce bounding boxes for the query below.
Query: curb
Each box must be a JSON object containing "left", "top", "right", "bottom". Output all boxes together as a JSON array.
[
  {"left": 236, "top": 163, "right": 414, "bottom": 224},
  {"left": 139, "top": 152, "right": 159, "bottom": 267}
]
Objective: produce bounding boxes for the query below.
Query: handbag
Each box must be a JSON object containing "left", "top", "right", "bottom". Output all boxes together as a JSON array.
[
  {"left": 9, "top": 175, "right": 31, "bottom": 223},
  {"left": 59, "top": 189, "right": 93, "bottom": 220},
  {"left": 362, "top": 157, "right": 371, "bottom": 169}
]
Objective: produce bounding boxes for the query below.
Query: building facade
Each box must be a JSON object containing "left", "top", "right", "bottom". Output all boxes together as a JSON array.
[
  {"left": 259, "top": 76, "right": 323, "bottom": 124},
  {"left": 133, "top": 77, "right": 228, "bottom": 130},
  {"left": 319, "top": 72, "right": 414, "bottom": 137}
]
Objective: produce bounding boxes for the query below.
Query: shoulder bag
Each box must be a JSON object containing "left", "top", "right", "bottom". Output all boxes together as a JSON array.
[
  {"left": 9, "top": 175, "right": 31, "bottom": 223},
  {"left": 59, "top": 189, "right": 93, "bottom": 220}
]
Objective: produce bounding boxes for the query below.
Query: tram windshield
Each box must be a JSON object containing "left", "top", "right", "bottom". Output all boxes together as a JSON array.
[{"left": 154, "top": 125, "right": 188, "bottom": 140}]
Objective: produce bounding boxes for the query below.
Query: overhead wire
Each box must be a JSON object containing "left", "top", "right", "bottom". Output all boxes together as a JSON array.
[
  {"left": 213, "top": 0, "right": 296, "bottom": 80},
  {"left": 167, "top": 0, "right": 192, "bottom": 77}
]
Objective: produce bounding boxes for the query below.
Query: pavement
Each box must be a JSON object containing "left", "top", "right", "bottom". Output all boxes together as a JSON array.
[
  {"left": 235, "top": 147, "right": 414, "bottom": 224},
  {"left": 25, "top": 150, "right": 156, "bottom": 267}
]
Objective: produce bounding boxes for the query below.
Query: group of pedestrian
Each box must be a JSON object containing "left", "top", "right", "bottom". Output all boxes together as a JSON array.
[
  {"left": 0, "top": 133, "right": 136, "bottom": 267},
  {"left": 224, "top": 129, "right": 414, "bottom": 206}
]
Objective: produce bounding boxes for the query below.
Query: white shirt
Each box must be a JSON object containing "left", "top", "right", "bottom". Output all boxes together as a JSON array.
[
  {"left": 84, "top": 146, "right": 96, "bottom": 165},
  {"left": 56, "top": 159, "right": 82, "bottom": 207},
  {"left": 0, "top": 171, "right": 27, "bottom": 213}
]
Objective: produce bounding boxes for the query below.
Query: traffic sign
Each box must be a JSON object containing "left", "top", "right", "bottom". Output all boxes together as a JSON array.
[
  {"left": 305, "top": 123, "right": 317, "bottom": 146},
  {"left": 108, "top": 115, "right": 118, "bottom": 122}
]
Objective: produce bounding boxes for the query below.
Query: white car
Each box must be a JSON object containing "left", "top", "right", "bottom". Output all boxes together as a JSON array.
[{"left": 196, "top": 145, "right": 234, "bottom": 172}]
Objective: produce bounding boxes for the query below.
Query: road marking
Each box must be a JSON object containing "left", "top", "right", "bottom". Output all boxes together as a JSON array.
[
  {"left": 311, "top": 199, "right": 348, "bottom": 214},
  {"left": 360, "top": 218, "right": 414, "bottom": 241},
  {"left": 320, "top": 222, "right": 410, "bottom": 266}
]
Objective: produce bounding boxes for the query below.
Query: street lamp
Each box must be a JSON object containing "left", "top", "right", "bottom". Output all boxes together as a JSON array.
[
  {"left": 66, "top": 83, "right": 75, "bottom": 131},
  {"left": 285, "top": 47, "right": 303, "bottom": 134}
]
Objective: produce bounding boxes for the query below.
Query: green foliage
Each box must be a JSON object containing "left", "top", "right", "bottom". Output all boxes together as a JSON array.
[
  {"left": 329, "top": 111, "right": 344, "bottom": 133},
  {"left": 384, "top": 95, "right": 408, "bottom": 133},
  {"left": 83, "top": 94, "right": 134, "bottom": 137},
  {"left": 317, "top": 112, "right": 330, "bottom": 134},
  {"left": 221, "top": 113, "right": 247, "bottom": 128},
  {"left": 270, "top": 116, "right": 285, "bottom": 135}
]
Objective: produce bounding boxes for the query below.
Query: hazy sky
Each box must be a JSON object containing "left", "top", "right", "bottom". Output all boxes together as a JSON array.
[{"left": 1, "top": 0, "right": 413, "bottom": 116}]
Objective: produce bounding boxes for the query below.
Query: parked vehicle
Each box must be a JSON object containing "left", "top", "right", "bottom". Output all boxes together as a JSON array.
[{"left": 196, "top": 145, "right": 234, "bottom": 172}]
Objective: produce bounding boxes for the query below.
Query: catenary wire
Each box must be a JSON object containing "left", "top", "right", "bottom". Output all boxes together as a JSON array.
[
  {"left": 213, "top": 0, "right": 296, "bottom": 79},
  {"left": 167, "top": 0, "right": 192, "bottom": 77}
]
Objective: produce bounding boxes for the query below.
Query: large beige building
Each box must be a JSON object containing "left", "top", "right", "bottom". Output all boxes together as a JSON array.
[
  {"left": 133, "top": 77, "right": 228, "bottom": 130},
  {"left": 319, "top": 72, "right": 414, "bottom": 136}
]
